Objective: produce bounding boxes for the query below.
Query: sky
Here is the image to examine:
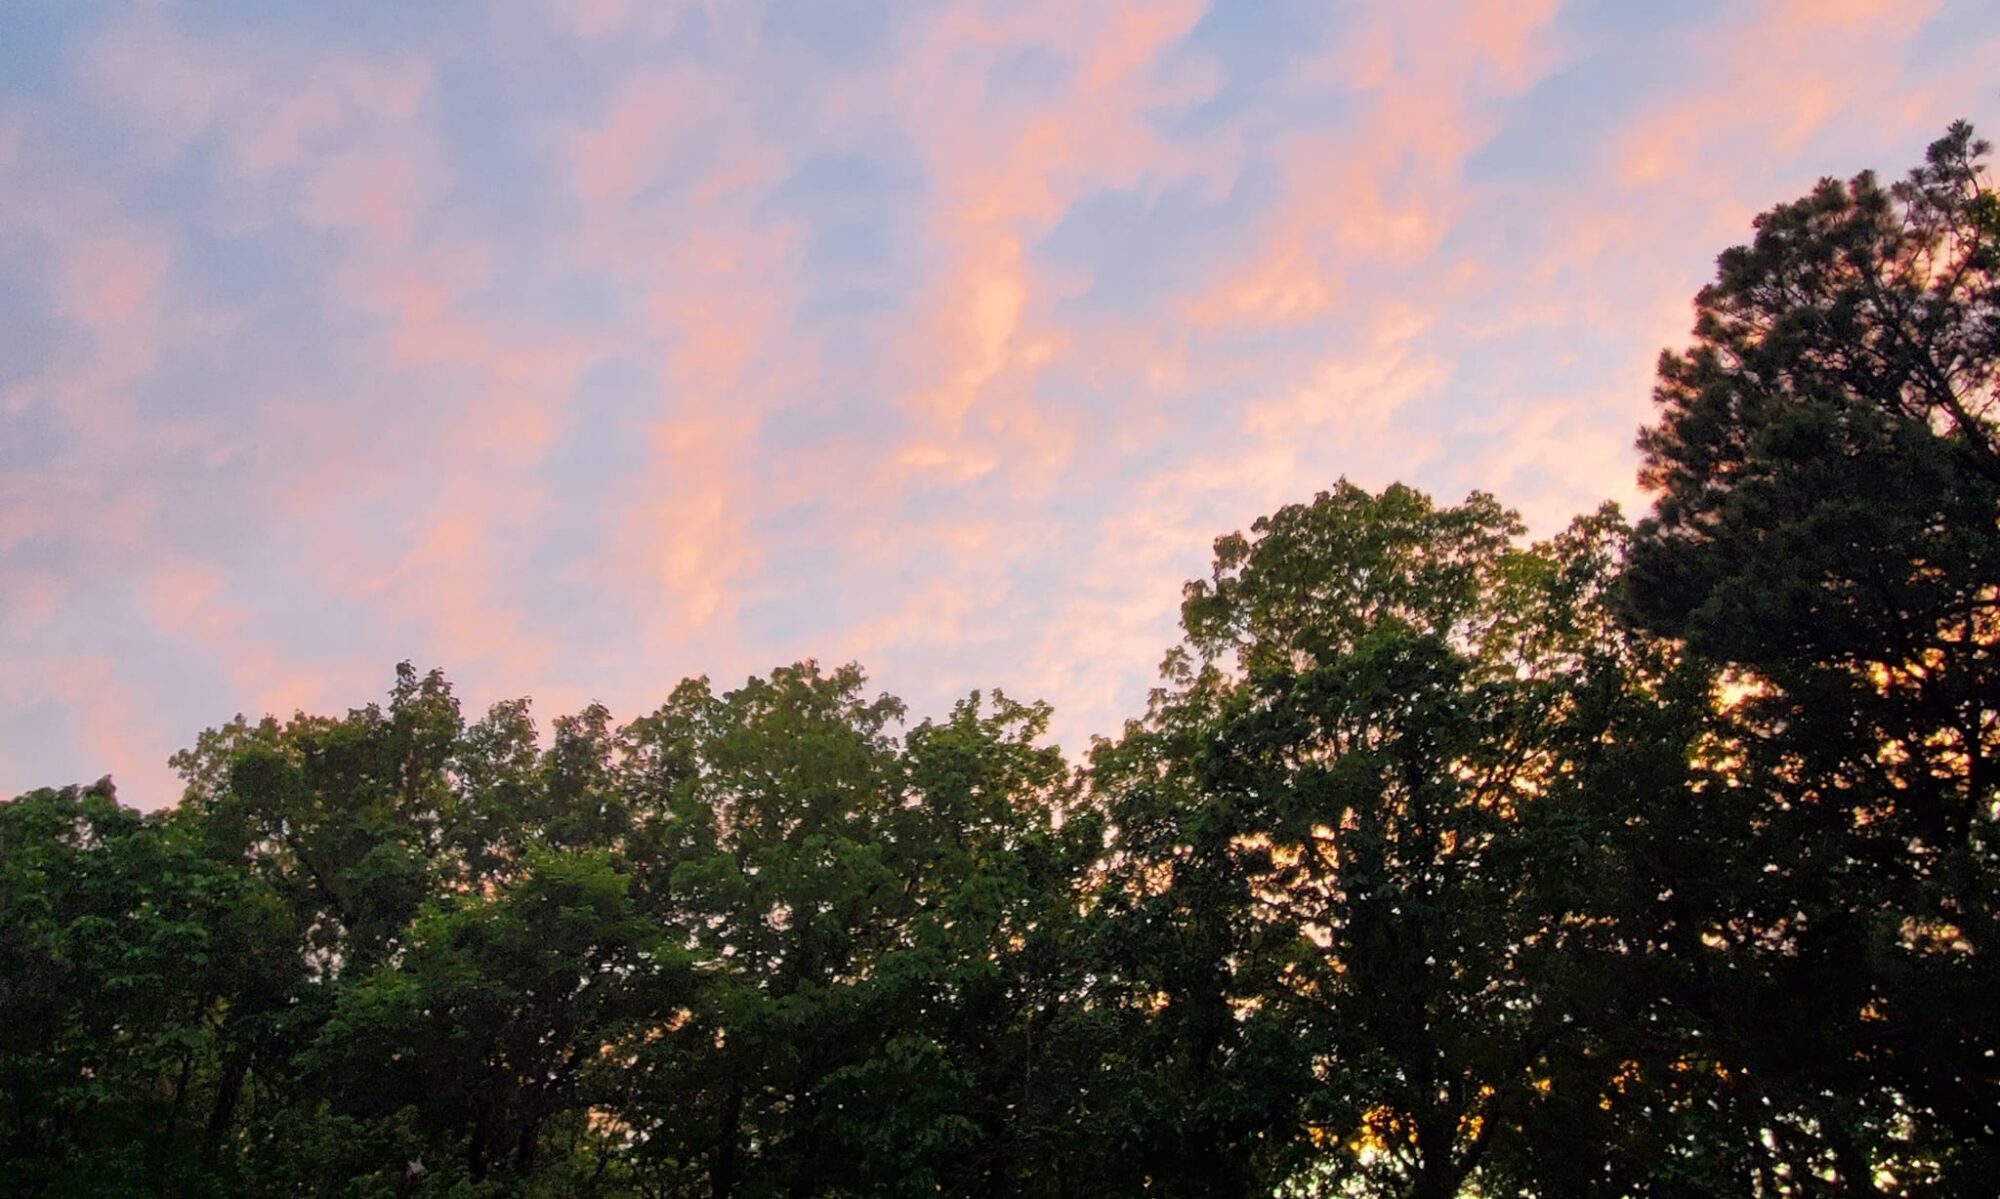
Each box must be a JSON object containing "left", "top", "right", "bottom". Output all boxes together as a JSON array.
[{"left": 2, "top": 0, "right": 1997, "bottom": 808}]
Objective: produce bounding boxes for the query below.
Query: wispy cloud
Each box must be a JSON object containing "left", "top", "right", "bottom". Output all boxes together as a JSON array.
[{"left": 2, "top": 0, "right": 1994, "bottom": 804}]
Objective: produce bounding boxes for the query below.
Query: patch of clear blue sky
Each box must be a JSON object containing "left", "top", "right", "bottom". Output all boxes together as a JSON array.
[
  {"left": 767, "top": 143, "right": 929, "bottom": 313},
  {"left": 1037, "top": 164, "right": 1277, "bottom": 316},
  {"left": 1165, "top": 0, "right": 1344, "bottom": 137},
  {"left": 0, "top": 2, "right": 94, "bottom": 98},
  {"left": 1466, "top": 53, "right": 1669, "bottom": 183},
  {"left": 432, "top": 60, "right": 589, "bottom": 237},
  {"left": 541, "top": 358, "right": 657, "bottom": 503},
  {"left": 1461, "top": 0, "right": 1743, "bottom": 186},
  {"left": 1560, "top": 0, "right": 1734, "bottom": 37},
  {"left": 0, "top": 242, "right": 62, "bottom": 396},
  {"left": 761, "top": 0, "right": 904, "bottom": 69},
  {"left": 161, "top": 0, "right": 479, "bottom": 51},
  {"left": 0, "top": 396, "right": 63, "bottom": 474},
  {"left": 1915, "top": 0, "right": 2000, "bottom": 62}
]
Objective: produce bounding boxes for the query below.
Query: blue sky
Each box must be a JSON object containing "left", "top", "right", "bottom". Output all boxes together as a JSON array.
[{"left": 2, "top": 0, "right": 1996, "bottom": 805}]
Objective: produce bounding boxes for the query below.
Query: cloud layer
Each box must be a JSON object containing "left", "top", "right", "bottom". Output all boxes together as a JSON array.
[{"left": 3, "top": 0, "right": 1996, "bottom": 805}]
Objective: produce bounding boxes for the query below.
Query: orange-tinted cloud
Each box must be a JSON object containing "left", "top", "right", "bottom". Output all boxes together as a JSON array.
[{"left": 3, "top": 0, "right": 1995, "bottom": 803}]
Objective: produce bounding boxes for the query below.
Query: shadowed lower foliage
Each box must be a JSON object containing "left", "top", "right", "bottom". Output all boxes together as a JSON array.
[{"left": 4, "top": 126, "right": 1996, "bottom": 1199}]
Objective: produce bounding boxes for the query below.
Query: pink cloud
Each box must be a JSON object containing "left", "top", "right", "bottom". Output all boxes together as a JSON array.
[
  {"left": 5, "top": 0, "right": 1995, "bottom": 802},
  {"left": 52, "top": 233, "right": 170, "bottom": 325},
  {"left": 572, "top": 70, "right": 730, "bottom": 203},
  {"left": 879, "top": 0, "right": 1214, "bottom": 497},
  {"left": 1614, "top": 0, "right": 1945, "bottom": 191},
  {"left": 39, "top": 656, "right": 180, "bottom": 803}
]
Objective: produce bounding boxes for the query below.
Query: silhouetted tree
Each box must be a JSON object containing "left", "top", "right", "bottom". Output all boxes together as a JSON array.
[{"left": 1624, "top": 121, "right": 2000, "bottom": 1195}]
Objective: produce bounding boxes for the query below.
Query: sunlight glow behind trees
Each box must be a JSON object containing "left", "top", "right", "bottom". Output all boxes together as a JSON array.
[{"left": 3, "top": 123, "right": 1996, "bottom": 1199}]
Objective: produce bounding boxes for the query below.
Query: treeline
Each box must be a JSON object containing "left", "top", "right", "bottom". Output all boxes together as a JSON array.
[{"left": 4, "top": 125, "right": 1997, "bottom": 1199}]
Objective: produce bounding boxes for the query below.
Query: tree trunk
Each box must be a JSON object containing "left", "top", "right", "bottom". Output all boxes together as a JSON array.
[
  {"left": 712, "top": 1080, "right": 741, "bottom": 1199},
  {"left": 201, "top": 1048, "right": 252, "bottom": 1167}
]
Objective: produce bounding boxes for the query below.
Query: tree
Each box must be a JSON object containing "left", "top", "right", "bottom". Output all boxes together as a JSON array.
[
  {"left": 1624, "top": 121, "right": 2000, "bottom": 1194},
  {"left": 614, "top": 664, "right": 1109, "bottom": 1199},
  {"left": 853, "top": 689, "right": 1104, "bottom": 1198},
  {"left": 0, "top": 779, "right": 305, "bottom": 1197},
  {"left": 612, "top": 663, "right": 913, "bottom": 1199},
  {"left": 171, "top": 663, "right": 466, "bottom": 979},
  {"left": 313, "top": 846, "right": 687, "bottom": 1189},
  {"left": 1094, "top": 483, "right": 1697, "bottom": 1199},
  {"left": 15, "top": 117, "right": 2000, "bottom": 1193}
]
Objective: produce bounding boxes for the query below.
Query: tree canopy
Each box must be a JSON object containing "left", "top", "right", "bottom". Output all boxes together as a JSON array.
[{"left": 4, "top": 124, "right": 1996, "bottom": 1198}]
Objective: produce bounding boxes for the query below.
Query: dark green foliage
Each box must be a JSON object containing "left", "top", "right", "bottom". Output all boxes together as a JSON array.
[
  {"left": 1093, "top": 487, "right": 1712, "bottom": 1199},
  {"left": 0, "top": 778, "right": 306, "bottom": 1197},
  {"left": 1624, "top": 120, "right": 2000, "bottom": 1196},
  {"left": 4, "top": 123, "right": 1995, "bottom": 1198}
]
